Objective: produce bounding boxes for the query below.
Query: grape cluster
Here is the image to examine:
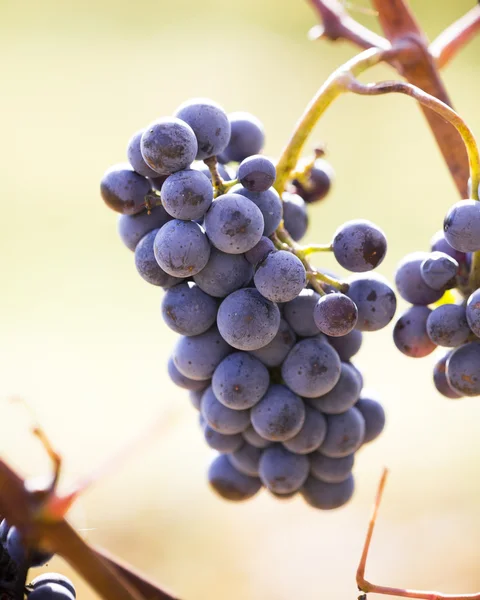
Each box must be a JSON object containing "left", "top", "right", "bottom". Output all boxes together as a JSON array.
[
  {"left": 100, "top": 98, "right": 394, "bottom": 510},
  {"left": 0, "top": 519, "right": 76, "bottom": 600},
  {"left": 393, "top": 180, "right": 480, "bottom": 399}
]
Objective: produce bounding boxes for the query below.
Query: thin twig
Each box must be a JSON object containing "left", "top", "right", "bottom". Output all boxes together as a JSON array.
[{"left": 430, "top": 5, "right": 480, "bottom": 69}]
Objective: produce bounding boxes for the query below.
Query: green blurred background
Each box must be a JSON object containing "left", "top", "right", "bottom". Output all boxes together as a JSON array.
[{"left": 1, "top": 0, "right": 480, "bottom": 598}]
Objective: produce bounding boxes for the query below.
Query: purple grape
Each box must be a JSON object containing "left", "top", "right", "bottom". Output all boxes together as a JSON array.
[
  {"left": 292, "top": 158, "right": 334, "bottom": 204},
  {"left": 6, "top": 526, "right": 53, "bottom": 567},
  {"left": 235, "top": 186, "right": 282, "bottom": 236},
  {"left": 217, "top": 288, "right": 281, "bottom": 351},
  {"left": 302, "top": 474, "right": 354, "bottom": 510},
  {"left": 283, "top": 405, "right": 327, "bottom": 454},
  {"left": 283, "top": 289, "right": 321, "bottom": 337},
  {"left": 420, "top": 252, "right": 458, "bottom": 291},
  {"left": 31, "top": 574, "right": 76, "bottom": 598},
  {"left": 193, "top": 247, "right": 253, "bottom": 298},
  {"left": 393, "top": 305, "right": 436, "bottom": 358},
  {"left": 319, "top": 407, "right": 365, "bottom": 458},
  {"left": 254, "top": 250, "right": 306, "bottom": 303},
  {"left": 395, "top": 252, "right": 444, "bottom": 305},
  {"left": 212, "top": 352, "right": 269, "bottom": 410},
  {"left": 327, "top": 329, "right": 363, "bottom": 361},
  {"left": 189, "top": 389, "right": 203, "bottom": 410},
  {"left": 237, "top": 155, "right": 276, "bottom": 192},
  {"left": 313, "top": 292, "right": 358, "bottom": 337},
  {"left": 446, "top": 341, "right": 480, "bottom": 396},
  {"left": 134, "top": 229, "right": 182, "bottom": 287},
  {"left": 250, "top": 318, "right": 296, "bottom": 367},
  {"left": 154, "top": 219, "right": 211, "bottom": 277},
  {"left": 444, "top": 200, "right": 480, "bottom": 252},
  {"left": 161, "top": 282, "right": 217, "bottom": 336},
  {"left": 127, "top": 129, "right": 160, "bottom": 178},
  {"left": 430, "top": 230, "right": 467, "bottom": 264},
  {"left": 201, "top": 387, "right": 250, "bottom": 434},
  {"left": 332, "top": 219, "right": 387, "bottom": 272},
  {"left": 28, "top": 584, "right": 74, "bottom": 600},
  {"left": 309, "top": 362, "right": 362, "bottom": 414},
  {"left": 208, "top": 454, "right": 262, "bottom": 501},
  {"left": 100, "top": 163, "right": 150, "bottom": 215},
  {"left": 203, "top": 425, "right": 244, "bottom": 453},
  {"left": 173, "top": 325, "right": 232, "bottom": 381},
  {"left": 160, "top": 169, "right": 213, "bottom": 220},
  {"left": 281, "top": 338, "right": 341, "bottom": 398},
  {"left": 228, "top": 443, "right": 262, "bottom": 476},
  {"left": 282, "top": 192, "right": 308, "bottom": 241},
  {"left": 466, "top": 288, "right": 480, "bottom": 337},
  {"left": 347, "top": 273, "right": 397, "bottom": 331},
  {"left": 259, "top": 445, "right": 310, "bottom": 494},
  {"left": 244, "top": 236, "right": 275, "bottom": 266},
  {"left": 309, "top": 453, "right": 354, "bottom": 484},
  {"left": 175, "top": 98, "right": 230, "bottom": 160},
  {"left": 355, "top": 394, "right": 385, "bottom": 443},
  {"left": 242, "top": 426, "right": 272, "bottom": 449},
  {"left": 251, "top": 384, "right": 306, "bottom": 442},
  {"left": 141, "top": 117, "right": 198, "bottom": 175},
  {"left": 167, "top": 357, "right": 210, "bottom": 392},
  {"left": 118, "top": 206, "right": 172, "bottom": 251},
  {"left": 220, "top": 112, "right": 265, "bottom": 163},
  {"left": 433, "top": 353, "right": 463, "bottom": 399},
  {"left": 426, "top": 304, "right": 470, "bottom": 347}
]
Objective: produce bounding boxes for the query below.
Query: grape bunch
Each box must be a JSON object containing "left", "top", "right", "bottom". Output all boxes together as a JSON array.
[
  {"left": 0, "top": 519, "right": 76, "bottom": 600},
  {"left": 393, "top": 179, "right": 480, "bottom": 399},
  {"left": 100, "top": 97, "right": 394, "bottom": 510}
]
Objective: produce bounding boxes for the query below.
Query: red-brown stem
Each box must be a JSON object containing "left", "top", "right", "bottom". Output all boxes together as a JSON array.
[{"left": 430, "top": 5, "right": 480, "bottom": 69}]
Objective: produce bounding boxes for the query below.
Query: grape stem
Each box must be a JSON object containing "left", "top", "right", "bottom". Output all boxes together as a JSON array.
[
  {"left": 204, "top": 156, "right": 235, "bottom": 196},
  {"left": 302, "top": 243, "right": 333, "bottom": 255},
  {"left": 430, "top": 5, "right": 480, "bottom": 69}
]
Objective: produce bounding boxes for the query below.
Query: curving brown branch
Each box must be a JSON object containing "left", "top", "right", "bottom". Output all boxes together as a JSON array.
[{"left": 430, "top": 5, "right": 480, "bottom": 69}]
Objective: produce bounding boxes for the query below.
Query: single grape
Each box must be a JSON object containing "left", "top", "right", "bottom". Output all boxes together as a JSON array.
[
  {"left": 355, "top": 394, "right": 385, "bottom": 443},
  {"left": 283, "top": 289, "right": 320, "bottom": 337},
  {"left": 208, "top": 454, "right": 262, "bottom": 501},
  {"left": 173, "top": 325, "right": 232, "bottom": 381},
  {"left": 193, "top": 247, "right": 253, "bottom": 298},
  {"left": 309, "top": 362, "right": 362, "bottom": 414},
  {"left": 283, "top": 405, "right": 327, "bottom": 454},
  {"left": 118, "top": 206, "right": 172, "bottom": 251},
  {"left": 235, "top": 186, "right": 282, "bottom": 236},
  {"left": 228, "top": 443, "right": 262, "bottom": 477},
  {"left": 201, "top": 387, "right": 250, "bottom": 434},
  {"left": 141, "top": 117, "right": 197, "bottom": 175},
  {"left": 237, "top": 155, "right": 276, "bottom": 192},
  {"left": 217, "top": 288, "right": 281, "bottom": 351},
  {"left": 175, "top": 98, "right": 231, "bottom": 160},
  {"left": 393, "top": 305, "right": 436, "bottom": 358},
  {"left": 282, "top": 192, "right": 308, "bottom": 241},
  {"left": 242, "top": 426, "right": 272, "bottom": 449},
  {"left": 420, "top": 252, "right": 458, "bottom": 291},
  {"left": 251, "top": 384, "right": 306, "bottom": 442},
  {"left": 31, "top": 574, "right": 76, "bottom": 598},
  {"left": 466, "top": 288, "right": 480, "bottom": 337},
  {"left": 100, "top": 163, "right": 150, "bottom": 215},
  {"left": 302, "top": 474, "right": 354, "bottom": 510},
  {"left": 395, "top": 252, "right": 444, "bottom": 305},
  {"left": 347, "top": 273, "right": 397, "bottom": 331},
  {"left": 433, "top": 353, "right": 463, "bottom": 399},
  {"left": 6, "top": 526, "right": 53, "bottom": 567},
  {"left": 160, "top": 169, "right": 213, "bottom": 220},
  {"left": 332, "top": 219, "right": 387, "bottom": 272},
  {"left": 135, "top": 229, "right": 182, "bottom": 287},
  {"left": 327, "top": 329, "right": 363, "bottom": 361},
  {"left": 319, "top": 407, "right": 365, "bottom": 458},
  {"left": 254, "top": 251, "right": 306, "bottom": 303},
  {"left": 430, "top": 230, "right": 467, "bottom": 264},
  {"left": 244, "top": 236, "right": 275, "bottom": 266},
  {"left": 212, "top": 352, "right": 269, "bottom": 410},
  {"left": 292, "top": 158, "right": 334, "bottom": 204},
  {"left": 127, "top": 129, "right": 160, "bottom": 178},
  {"left": 203, "top": 425, "right": 244, "bottom": 453},
  {"left": 444, "top": 199, "right": 480, "bottom": 252},
  {"left": 426, "top": 304, "right": 470, "bottom": 348},
  {"left": 281, "top": 338, "right": 341, "bottom": 398},
  {"left": 167, "top": 357, "right": 210, "bottom": 392},
  {"left": 313, "top": 292, "right": 358, "bottom": 337},
  {"left": 250, "top": 318, "right": 296, "bottom": 367},
  {"left": 446, "top": 341, "right": 480, "bottom": 396},
  {"left": 220, "top": 112, "right": 265, "bottom": 163},
  {"left": 204, "top": 193, "right": 264, "bottom": 254},
  {"left": 309, "top": 453, "right": 354, "bottom": 484},
  {"left": 161, "top": 282, "right": 217, "bottom": 336},
  {"left": 154, "top": 219, "right": 211, "bottom": 277},
  {"left": 259, "top": 445, "right": 310, "bottom": 494},
  {"left": 28, "top": 583, "right": 75, "bottom": 600}
]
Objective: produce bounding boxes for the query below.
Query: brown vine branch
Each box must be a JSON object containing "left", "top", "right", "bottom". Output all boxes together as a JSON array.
[{"left": 430, "top": 5, "right": 480, "bottom": 69}]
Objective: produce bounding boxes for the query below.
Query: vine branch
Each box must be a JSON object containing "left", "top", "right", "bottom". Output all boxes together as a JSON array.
[{"left": 430, "top": 5, "right": 480, "bottom": 69}]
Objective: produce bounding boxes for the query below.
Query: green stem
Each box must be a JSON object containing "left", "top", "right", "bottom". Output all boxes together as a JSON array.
[{"left": 301, "top": 243, "right": 333, "bottom": 256}]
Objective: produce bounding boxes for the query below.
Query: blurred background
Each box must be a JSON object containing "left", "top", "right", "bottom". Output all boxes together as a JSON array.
[{"left": 1, "top": 0, "right": 480, "bottom": 598}]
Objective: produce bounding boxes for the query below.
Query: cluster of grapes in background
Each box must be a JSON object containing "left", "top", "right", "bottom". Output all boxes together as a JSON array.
[
  {"left": 393, "top": 178, "right": 480, "bottom": 399},
  {"left": 100, "top": 97, "right": 394, "bottom": 510},
  {"left": 0, "top": 519, "right": 76, "bottom": 600}
]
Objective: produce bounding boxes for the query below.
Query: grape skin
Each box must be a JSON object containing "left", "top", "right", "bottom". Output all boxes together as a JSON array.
[
  {"left": 141, "top": 117, "right": 198, "bottom": 175},
  {"left": 29, "top": 584, "right": 75, "bottom": 600},
  {"left": 242, "top": 426, "right": 272, "bottom": 449},
  {"left": 254, "top": 250, "right": 306, "bottom": 303},
  {"left": 127, "top": 129, "right": 160, "bottom": 178},
  {"left": 355, "top": 395, "right": 386, "bottom": 443},
  {"left": 393, "top": 305, "right": 436, "bottom": 358},
  {"left": 259, "top": 445, "right": 310, "bottom": 494},
  {"left": 173, "top": 325, "right": 232, "bottom": 381},
  {"left": 309, "top": 362, "right": 362, "bottom": 414},
  {"left": 161, "top": 282, "right": 218, "bottom": 336},
  {"left": 118, "top": 206, "right": 172, "bottom": 251},
  {"left": 228, "top": 443, "right": 263, "bottom": 477},
  {"left": 235, "top": 186, "right": 282, "bottom": 236},
  {"left": 433, "top": 353, "right": 463, "bottom": 399},
  {"left": 212, "top": 352, "right": 269, "bottom": 410},
  {"left": 282, "top": 192, "right": 308, "bottom": 241},
  {"left": 292, "top": 158, "right": 334, "bottom": 204},
  {"left": 244, "top": 236, "right": 275, "bottom": 266},
  {"left": 201, "top": 387, "right": 250, "bottom": 434},
  {"left": 395, "top": 252, "right": 445, "bottom": 305},
  {"left": 250, "top": 384, "right": 306, "bottom": 442},
  {"left": 160, "top": 169, "right": 213, "bottom": 220},
  {"left": 250, "top": 318, "right": 296, "bottom": 367},
  {"left": 135, "top": 229, "right": 182, "bottom": 287},
  {"left": 175, "top": 98, "right": 231, "bottom": 160},
  {"left": 217, "top": 288, "right": 281, "bottom": 351},
  {"left": 220, "top": 112, "right": 265, "bottom": 163},
  {"left": 167, "top": 357, "right": 210, "bottom": 392},
  {"left": 283, "top": 289, "right": 321, "bottom": 337},
  {"left": 466, "top": 288, "right": 480, "bottom": 337},
  {"left": 430, "top": 230, "right": 467, "bottom": 264},
  {"left": 302, "top": 474, "right": 354, "bottom": 510},
  {"left": 313, "top": 292, "right": 358, "bottom": 337},
  {"left": 100, "top": 163, "right": 151, "bottom": 215},
  {"left": 31, "top": 574, "right": 76, "bottom": 598},
  {"left": 193, "top": 247, "right": 253, "bottom": 298},
  {"left": 319, "top": 407, "right": 365, "bottom": 458},
  {"left": 347, "top": 273, "right": 397, "bottom": 332},
  {"left": 309, "top": 453, "right": 354, "bottom": 484},
  {"left": 281, "top": 338, "right": 341, "bottom": 398},
  {"left": 443, "top": 199, "right": 480, "bottom": 252},
  {"left": 332, "top": 219, "right": 387, "bottom": 272},
  {"left": 446, "top": 341, "right": 480, "bottom": 396},
  {"left": 204, "top": 193, "right": 264, "bottom": 254},
  {"left": 327, "top": 329, "right": 363, "bottom": 361},
  {"left": 426, "top": 304, "right": 470, "bottom": 348},
  {"left": 420, "top": 251, "right": 458, "bottom": 291},
  {"left": 6, "top": 526, "right": 53, "bottom": 567},
  {"left": 203, "top": 425, "right": 244, "bottom": 453},
  {"left": 283, "top": 405, "right": 327, "bottom": 454},
  {"left": 237, "top": 155, "right": 276, "bottom": 192},
  {"left": 154, "top": 219, "right": 211, "bottom": 277},
  {"left": 208, "top": 454, "right": 262, "bottom": 501}
]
